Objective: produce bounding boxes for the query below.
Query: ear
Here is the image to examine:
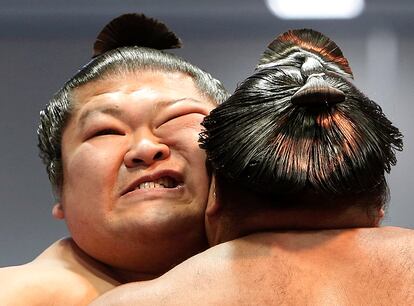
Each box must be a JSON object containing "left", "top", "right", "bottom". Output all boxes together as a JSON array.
[
  {"left": 52, "top": 203, "right": 65, "bottom": 220},
  {"left": 205, "top": 176, "right": 220, "bottom": 217},
  {"left": 372, "top": 206, "right": 385, "bottom": 226},
  {"left": 378, "top": 207, "right": 385, "bottom": 219},
  {"left": 376, "top": 207, "right": 385, "bottom": 226}
]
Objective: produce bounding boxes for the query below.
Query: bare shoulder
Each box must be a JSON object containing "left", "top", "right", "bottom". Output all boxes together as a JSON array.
[
  {"left": 0, "top": 238, "right": 111, "bottom": 306},
  {"left": 374, "top": 225, "right": 414, "bottom": 238},
  {"left": 375, "top": 226, "right": 414, "bottom": 270},
  {"left": 360, "top": 226, "right": 414, "bottom": 252},
  {"left": 0, "top": 262, "right": 96, "bottom": 306},
  {"left": 91, "top": 246, "right": 228, "bottom": 306}
]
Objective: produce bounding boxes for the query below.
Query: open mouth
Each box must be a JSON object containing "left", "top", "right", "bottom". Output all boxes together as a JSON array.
[
  {"left": 121, "top": 171, "right": 184, "bottom": 197},
  {"left": 134, "top": 176, "right": 179, "bottom": 190}
]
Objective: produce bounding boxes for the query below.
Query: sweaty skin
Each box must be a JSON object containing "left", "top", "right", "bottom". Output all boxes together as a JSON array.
[{"left": 92, "top": 227, "right": 414, "bottom": 306}]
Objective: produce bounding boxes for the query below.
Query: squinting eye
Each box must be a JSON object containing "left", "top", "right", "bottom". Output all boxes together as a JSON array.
[
  {"left": 159, "top": 113, "right": 201, "bottom": 127},
  {"left": 92, "top": 129, "right": 124, "bottom": 137}
]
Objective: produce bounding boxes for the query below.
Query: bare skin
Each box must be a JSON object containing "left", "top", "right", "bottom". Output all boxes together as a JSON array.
[
  {"left": 0, "top": 70, "right": 216, "bottom": 305},
  {"left": 92, "top": 227, "right": 414, "bottom": 306},
  {"left": 91, "top": 184, "right": 414, "bottom": 305},
  {"left": 0, "top": 238, "right": 119, "bottom": 306}
]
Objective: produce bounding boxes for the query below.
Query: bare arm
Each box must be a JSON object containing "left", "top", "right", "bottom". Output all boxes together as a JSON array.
[{"left": 0, "top": 265, "right": 93, "bottom": 306}]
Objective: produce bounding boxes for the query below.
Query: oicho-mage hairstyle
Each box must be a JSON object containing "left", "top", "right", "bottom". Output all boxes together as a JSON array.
[
  {"left": 200, "top": 29, "right": 402, "bottom": 209},
  {"left": 37, "top": 13, "right": 229, "bottom": 194}
]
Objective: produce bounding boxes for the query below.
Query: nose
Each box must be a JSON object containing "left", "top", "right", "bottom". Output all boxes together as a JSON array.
[{"left": 124, "top": 137, "right": 170, "bottom": 168}]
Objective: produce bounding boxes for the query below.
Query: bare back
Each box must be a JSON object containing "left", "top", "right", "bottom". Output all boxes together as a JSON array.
[{"left": 95, "top": 227, "right": 414, "bottom": 305}]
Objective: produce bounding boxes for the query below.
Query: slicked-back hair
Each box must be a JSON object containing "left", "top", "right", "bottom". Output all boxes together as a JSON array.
[
  {"left": 200, "top": 65, "right": 402, "bottom": 210},
  {"left": 38, "top": 46, "right": 229, "bottom": 195}
]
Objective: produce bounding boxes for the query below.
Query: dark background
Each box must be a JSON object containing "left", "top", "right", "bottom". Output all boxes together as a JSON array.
[{"left": 1, "top": 0, "right": 413, "bottom": 266}]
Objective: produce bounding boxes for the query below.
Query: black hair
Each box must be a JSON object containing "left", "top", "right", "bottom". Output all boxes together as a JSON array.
[
  {"left": 37, "top": 14, "right": 229, "bottom": 195},
  {"left": 200, "top": 29, "right": 402, "bottom": 210}
]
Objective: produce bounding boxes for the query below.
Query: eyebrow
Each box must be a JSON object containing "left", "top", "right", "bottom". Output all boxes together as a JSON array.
[
  {"left": 154, "top": 97, "right": 205, "bottom": 112},
  {"left": 77, "top": 98, "right": 205, "bottom": 128},
  {"left": 78, "top": 105, "right": 123, "bottom": 129}
]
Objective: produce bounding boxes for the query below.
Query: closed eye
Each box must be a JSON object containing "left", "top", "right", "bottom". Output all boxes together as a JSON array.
[
  {"left": 92, "top": 129, "right": 124, "bottom": 137},
  {"left": 158, "top": 112, "right": 205, "bottom": 128}
]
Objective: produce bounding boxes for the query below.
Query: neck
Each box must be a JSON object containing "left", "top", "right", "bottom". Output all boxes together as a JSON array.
[
  {"left": 105, "top": 266, "right": 161, "bottom": 283},
  {"left": 59, "top": 238, "right": 161, "bottom": 283},
  {"left": 207, "top": 206, "right": 380, "bottom": 246}
]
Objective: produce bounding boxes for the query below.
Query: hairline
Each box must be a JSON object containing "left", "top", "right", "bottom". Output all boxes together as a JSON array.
[
  {"left": 69, "top": 67, "right": 218, "bottom": 110},
  {"left": 39, "top": 46, "right": 228, "bottom": 196}
]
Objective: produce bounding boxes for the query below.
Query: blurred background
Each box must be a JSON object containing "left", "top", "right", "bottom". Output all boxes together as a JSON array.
[{"left": 1, "top": 0, "right": 413, "bottom": 266}]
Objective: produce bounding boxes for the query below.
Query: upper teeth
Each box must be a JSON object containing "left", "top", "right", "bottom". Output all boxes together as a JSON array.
[{"left": 136, "top": 177, "right": 176, "bottom": 189}]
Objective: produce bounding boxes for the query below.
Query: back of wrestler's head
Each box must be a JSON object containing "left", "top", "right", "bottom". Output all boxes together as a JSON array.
[{"left": 200, "top": 29, "right": 403, "bottom": 219}]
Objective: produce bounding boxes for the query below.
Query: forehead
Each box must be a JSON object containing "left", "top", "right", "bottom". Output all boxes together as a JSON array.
[{"left": 71, "top": 70, "right": 211, "bottom": 109}]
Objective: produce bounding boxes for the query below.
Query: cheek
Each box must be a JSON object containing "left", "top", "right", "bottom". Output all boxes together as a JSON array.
[
  {"left": 61, "top": 142, "right": 124, "bottom": 208},
  {"left": 173, "top": 128, "right": 211, "bottom": 199},
  {"left": 66, "top": 144, "right": 113, "bottom": 180},
  {"left": 169, "top": 124, "right": 207, "bottom": 168},
  {"left": 162, "top": 116, "right": 212, "bottom": 203},
  {"left": 163, "top": 115, "right": 206, "bottom": 153}
]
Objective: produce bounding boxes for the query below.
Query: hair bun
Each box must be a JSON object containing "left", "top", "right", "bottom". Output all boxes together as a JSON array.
[
  {"left": 93, "top": 13, "right": 182, "bottom": 58},
  {"left": 258, "top": 29, "right": 353, "bottom": 79}
]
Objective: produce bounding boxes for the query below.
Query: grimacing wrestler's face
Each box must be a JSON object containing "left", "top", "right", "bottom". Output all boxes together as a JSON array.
[{"left": 53, "top": 70, "right": 215, "bottom": 275}]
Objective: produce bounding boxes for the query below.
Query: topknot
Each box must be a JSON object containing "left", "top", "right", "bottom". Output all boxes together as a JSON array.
[
  {"left": 258, "top": 29, "right": 353, "bottom": 79},
  {"left": 93, "top": 13, "right": 182, "bottom": 58}
]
